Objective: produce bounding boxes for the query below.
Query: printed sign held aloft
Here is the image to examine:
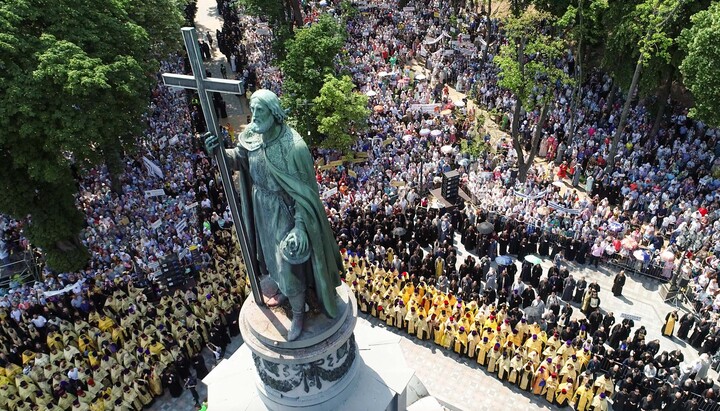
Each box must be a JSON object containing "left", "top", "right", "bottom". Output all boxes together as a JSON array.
[
  {"left": 144, "top": 189, "right": 166, "bottom": 198},
  {"left": 323, "top": 187, "right": 338, "bottom": 199}
]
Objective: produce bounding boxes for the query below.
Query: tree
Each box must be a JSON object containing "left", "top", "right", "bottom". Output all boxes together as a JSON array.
[
  {"left": 604, "top": 0, "right": 684, "bottom": 172},
  {"left": 281, "top": 15, "right": 346, "bottom": 145},
  {"left": 460, "top": 114, "right": 490, "bottom": 158},
  {"left": 557, "top": 0, "right": 608, "bottom": 139},
  {"left": 311, "top": 75, "right": 370, "bottom": 153},
  {"left": 0, "top": 0, "right": 182, "bottom": 272},
  {"left": 679, "top": 2, "right": 720, "bottom": 127},
  {"left": 494, "top": 10, "right": 573, "bottom": 182}
]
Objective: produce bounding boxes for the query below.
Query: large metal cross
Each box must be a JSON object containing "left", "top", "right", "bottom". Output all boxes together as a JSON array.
[{"left": 162, "top": 27, "right": 264, "bottom": 307}]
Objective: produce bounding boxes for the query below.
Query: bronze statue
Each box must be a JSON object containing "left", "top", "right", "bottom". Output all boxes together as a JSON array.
[{"left": 206, "top": 90, "right": 343, "bottom": 341}]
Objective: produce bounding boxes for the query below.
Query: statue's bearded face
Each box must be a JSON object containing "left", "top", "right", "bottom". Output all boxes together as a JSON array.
[{"left": 249, "top": 100, "right": 275, "bottom": 134}]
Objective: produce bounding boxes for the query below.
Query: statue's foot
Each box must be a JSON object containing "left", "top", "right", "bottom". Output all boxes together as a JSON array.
[
  {"left": 264, "top": 293, "right": 287, "bottom": 307},
  {"left": 287, "top": 312, "right": 304, "bottom": 342}
]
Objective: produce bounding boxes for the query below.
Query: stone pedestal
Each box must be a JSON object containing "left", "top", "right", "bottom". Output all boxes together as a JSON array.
[
  {"left": 239, "top": 284, "right": 359, "bottom": 410},
  {"left": 204, "top": 284, "right": 416, "bottom": 411}
]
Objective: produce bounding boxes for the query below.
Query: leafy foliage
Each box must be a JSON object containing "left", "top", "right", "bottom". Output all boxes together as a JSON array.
[
  {"left": 311, "top": 74, "right": 370, "bottom": 153},
  {"left": 0, "top": 0, "right": 182, "bottom": 272},
  {"left": 679, "top": 2, "right": 720, "bottom": 127},
  {"left": 495, "top": 11, "right": 573, "bottom": 109},
  {"left": 281, "top": 15, "right": 346, "bottom": 145}
]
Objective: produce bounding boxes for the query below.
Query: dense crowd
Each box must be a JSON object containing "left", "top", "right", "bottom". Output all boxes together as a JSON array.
[
  {"left": 2, "top": 0, "right": 720, "bottom": 410},
  {"left": 0, "top": 55, "right": 248, "bottom": 410}
]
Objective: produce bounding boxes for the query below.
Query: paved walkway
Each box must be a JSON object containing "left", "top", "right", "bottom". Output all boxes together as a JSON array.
[{"left": 188, "top": 0, "right": 251, "bottom": 135}]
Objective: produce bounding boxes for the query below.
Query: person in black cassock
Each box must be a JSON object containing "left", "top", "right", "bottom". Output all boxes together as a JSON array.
[
  {"left": 677, "top": 312, "right": 695, "bottom": 340},
  {"left": 612, "top": 270, "right": 626, "bottom": 297},
  {"left": 192, "top": 353, "right": 210, "bottom": 380},
  {"left": 163, "top": 368, "right": 184, "bottom": 398}
]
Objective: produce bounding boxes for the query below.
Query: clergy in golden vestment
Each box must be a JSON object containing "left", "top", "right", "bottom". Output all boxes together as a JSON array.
[
  {"left": 508, "top": 352, "right": 524, "bottom": 384},
  {"left": 555, "top": 379, "right": 575, "bottom": 407},
  {"left": 454, "top": 327, "right": 468, "bottom": 355},
  {"left": 662, "top": 310, "right": 679, "bottom": 337},
  {"left": 476, "top": 336, "right": 491, "bottom": 366},
  {"left": 487, "top": 344, "right": 502, "bottom": 373},
  {"left": 497, "top": 352, "right": 511, "bottom": 380},
  {"left": 589, "top": 392, "right": 609, "bottom": 411},
  {"left": 518, "top": 361, "right": 535, "bottom": 391},
  {"left": 572, "top": 382, "right": 593, "bottom": 411}
]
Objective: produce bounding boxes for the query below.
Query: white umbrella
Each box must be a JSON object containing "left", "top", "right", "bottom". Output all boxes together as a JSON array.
[
  {"left": 403, "top": 134, "right": 414, "bottom": 142},
  {"left": 419, "top": 128, "right": 431, "bottom": 136},
  {"left": 415, "top": 73, "right": 427, "bottom": 81},
  {"left": 454, "top": 100, "right": 465, "bottom": 107},
  {"left": 378, "top": 71, "right": 389, "bottom": 77},
  {"left": 441, "top": 145, "right": 454, "bottom": 154},
  {"left": 430, "top": 130, "right": 442, "bottom": 137},
  {"left": 319, "top": 0, "right": 328, "bottom": 5},
  {"left": 365, "top": 90, "right": 377, "bottom": 97}
]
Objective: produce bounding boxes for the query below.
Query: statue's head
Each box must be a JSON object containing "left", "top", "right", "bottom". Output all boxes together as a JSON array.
[{"left": 249, "top": 89, "right": 286, "bottom": 134}]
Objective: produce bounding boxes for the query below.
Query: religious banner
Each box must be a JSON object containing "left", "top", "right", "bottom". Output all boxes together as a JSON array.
[
  {"left": 382, "top": 138, "right": 394, "bottom": 146},
  {"left": 328, "top": 160, "right": 344, "bottom": 167},
  {"left": 348, "top": 170, "right": 357, "bottom": 178},
  {"left": 142, "top": 156, "right": 164, "bottom": 179},
  {"left": 547, "top": 201, "right": 581, "bottom": 215},
  {"left": 512, "top": 189, "right": 547, "bottom": 200},
  {"left": 423, "top": 31, "right": 450, "bottom": 45},
  {"left": 151, "top": 219, "right": 163, "bottom": 230},
  {"left": 185, "top": 202, "right": 198, "bottom": 210},
  {"left": 144, "top": 189, "right": 166, "bottom": 198},
  {"left": 408, "top": 103, "right": 442, "bottom": 114},
  {"left": 403, "top": 6, "right": 415, "bottom": 12},
  {"left": 390, "top": 181, "right": 406, "bottom": 187},
  {"left": 43, "top": 279, "right": 85, "bottom": 298}
]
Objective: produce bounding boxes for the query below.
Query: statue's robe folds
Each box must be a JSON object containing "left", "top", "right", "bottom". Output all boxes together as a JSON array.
[{"left": 228, "top": 124, "right": 343, "bottom": 318}]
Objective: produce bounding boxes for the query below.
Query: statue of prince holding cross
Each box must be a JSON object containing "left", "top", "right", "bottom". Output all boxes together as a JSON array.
[{"left": 205, "top": 90, "right": 343, "bottom": 341}]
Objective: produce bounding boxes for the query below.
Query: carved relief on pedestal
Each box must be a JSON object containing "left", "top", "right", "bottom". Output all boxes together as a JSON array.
[{"left": 252, "top": 335, "right": 357, "bottom": 394}]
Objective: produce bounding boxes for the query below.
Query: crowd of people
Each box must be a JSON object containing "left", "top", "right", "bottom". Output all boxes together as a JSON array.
[
  {"left": 0, "top": 52, "right": 250, "bottom": 409},
  {"left": 2, "top": 0, "right": 720, "bottom": 410}
]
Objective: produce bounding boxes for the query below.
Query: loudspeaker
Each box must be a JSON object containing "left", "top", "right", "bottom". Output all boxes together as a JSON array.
[{"left": 442, "top": 170, "right": 460, "bottom": 202}]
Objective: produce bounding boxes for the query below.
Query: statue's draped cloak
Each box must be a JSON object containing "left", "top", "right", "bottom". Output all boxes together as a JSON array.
[{"left": 228, "top": 125, "right": 343, "bottom": 318}]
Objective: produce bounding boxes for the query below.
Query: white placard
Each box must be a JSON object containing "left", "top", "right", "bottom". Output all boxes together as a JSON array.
[
  {"left": 185, "top": 202, "right": 198, "bottom": 210},
  {"left": 176, "top": 219, "right": 187, "bottom": 233},
  {"left": 403, "top": 6, "right": 415, "bottom": 12},
  {"left": 151, "top": 219, "right": 162, "bottom": 230},
  {"left": 144, "top": 189, "right": 166, "bottom": 198},
  {"left": 323, "top": 187, "right": 338, "bottom": 199}
]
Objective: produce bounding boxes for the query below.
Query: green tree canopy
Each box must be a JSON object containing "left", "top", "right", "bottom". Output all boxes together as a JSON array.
[
  {"left": 679, "top": 1, "right": 720, "bottom": 127},
  {"left": 494, "top": 10, "right": 573, "bottom": 181},
  {"left": 311, "top": 74, "right": 370, "bottom": 153},
  {"left": 0, "top": 0, "right": 182, "bottom": 272},
  {"left": 281, "top": 15, "right": 346, "bottom": 145}
]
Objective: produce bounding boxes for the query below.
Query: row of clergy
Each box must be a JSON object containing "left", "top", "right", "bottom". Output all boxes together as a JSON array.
[{"left": 345, "top": 262, "right": 614, "bottom": 410}]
